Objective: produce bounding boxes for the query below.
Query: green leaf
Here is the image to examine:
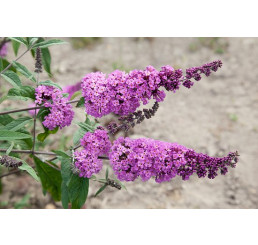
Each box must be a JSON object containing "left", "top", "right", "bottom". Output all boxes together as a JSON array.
[
  {"left": 0, "top": 114, "right": 14, "bottom": 125},
  {"left": 105, "top": 167, "right": 109, "bottom": 180},
  {"left": 70, "top": 91, "right": 81, "bottom": 100},
  {"left": 37, "top": 127, "right": 59, "bottom": 142},
  {"left": 53, "top": 150, "right": 71, "bottom": 159},
  {"left": 94, "top": 184, "right": 107, "bottom": 197},
  {"left": 0, "top": 130, "right": 32, "bottom": 140},
  {"left": 73, "top": 128, "right": 85, "bottom": 146},
  {"left": 68, "top": 175, "right": 89, "bottom": 209},
  {"left": 33, "top": 39, "right": 67, "bottom": 49},
  {"left": 7, "top": 86, "right": 35, "bottom": 100},
  {"left": 77, "top": 122, "right": 95, "bottom": 132},
  {"left": 29, "top": 37, "right": 38, "bottom": 46},
  {"left": 60, "top": 157, "right": 72, "bottom": 209},
  {"left": 61, "top": 157, "right": 72, "bottom": 184},
  {"left": 11, "top": 40, "right": 21, "bottom": 56},
  {"left": 0, "top": 58, "right": 17, "bottom": 73},
  {"left": 34, "top": 156, "right": 62, "bottom": 201},
  {"left": 1, "top": 70, "right": 22, "bottom": 88},
  {"left": 61, "top": 182, "right": 70, "bottom": 209},
  {"left": 73, "top": 116, "right": 99, "bottom": 146},
  {"left": 14, "top": 138, "right": 33, "bottom": 150},
  {"left": 18, "top": 161, "right": 40, "bottom": 182},
  {"left": 0, "top": 95, "right": 29, "bottom": 104},
  {"left": 1, "top": 85, "right": 35, "bottom": 104},
  {"left": 6, "top": 142, "right": 14, "bottom": 155},
  {"left": 3, "top": 117, "right": 33, "bottom": 131},
  {"left": 37, "top": 107, "right": 50, "bottom": 121},
  {"left": 76, "top": 97, "right": 85, "bottom": 108},
  {"left": 0, "top": 57, "right": 3, "bottom": 71},
  {"left": 41, "top": 48, "right": 52, "bottom": 76},
  {"left": 39, "top": 80, "right": 62, "bottom": 90},
  {"left": 12, "top": 62, "right": 36, "bottom": 82},
  {"left": 8, "top": 37, "right": 27, "bottom": 46}
]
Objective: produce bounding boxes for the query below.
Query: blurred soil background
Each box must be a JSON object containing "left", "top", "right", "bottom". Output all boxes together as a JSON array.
[{"left": 0, "top": 37, "right": 258, "bottom": 208}]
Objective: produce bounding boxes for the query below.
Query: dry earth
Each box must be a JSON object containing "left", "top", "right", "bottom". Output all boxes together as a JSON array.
[{"left": 0, "top": 37, "right": 258, "bottom": 208}]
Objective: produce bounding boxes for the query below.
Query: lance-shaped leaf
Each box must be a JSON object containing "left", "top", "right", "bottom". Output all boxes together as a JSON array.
[
  {"left": 8, "top": 37, "right": 27, "bottom": 46},
  {"left": 70, "top": 91, "right": 81, "bottom": 100},
  {"left": 28, "top": 37, "right": 38, "bottom": 46},
  {"left": 33, "top": 156, "right": 62, "bottom": 201},
  {"left": 41, "top": 48, "right": 52, "bottom": 77},
  {"left": 12, "top": 61, "right": 36, "bottom": 82},
  {"left": 73, "top": 116, "right": 100, "bottom": 145},
  {"left": 11, "top": 40, "right": 21, "bottom": 56},
  {"left": 0, "top": 114, "right": 14, "bottom": 125},
  {"left": 7, "top": 86, "right": 35, "bottom": 100},
  {"left": 6, "top": 142, "right": 14, "bottom": 155},
  {"left": 0, "top": 58, "right": 17, "bottom": 73},
  {"left": 94, "top": 184, "right": 107, "bottom": 197},
  {"left": 3, "top": 117, "right": 33, "bottom": 131},
  {"left": 1, "top": 70, "right": 22, "bottom": 88},
  {"left": 18, "top": 161, "right": 40, "bottom": 182},
  {"left": 33, "top": 39, "right": 67, "bottom": 49},
  {"left": 60, "top": 155, "right": 73, "bottom": 209},
  {"left": 0, "top": 130, "right": 32, "bottom": 140},
  {"left": 67, "top": 175, "right": 89, "bottom": 209}
]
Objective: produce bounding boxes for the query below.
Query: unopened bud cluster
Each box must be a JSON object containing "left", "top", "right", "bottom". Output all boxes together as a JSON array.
[
  {"left": 0, "top": 155, "right": 23, "bottom": 168},
  {"left": 107, "top": 102, "right": 159, "bottom": 134}
]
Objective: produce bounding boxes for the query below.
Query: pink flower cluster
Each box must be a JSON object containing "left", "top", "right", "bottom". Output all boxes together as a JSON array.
[
  {"left": 74, "top": 150, "right": 103, "bottom": 179},
  {"left": 80, "top": 129, "right": 112, "bottom": 156},
  {"left": 109, "top": 137, "right": 238, "bottom": 183},
  {"left": 81, "top": 61, "right": 222, "bottom": 118},
  {"left": 74, "top": 129, "right": 112, "bottom": 178},
  {"left": 0, "top": 43, "right": 8, "bottom": 57},
  {"left": 81, "top": 66, "right": 166, "bottom": 118},
  {"left": 35, "top": 85, "right": 74, "bottom": 130}
]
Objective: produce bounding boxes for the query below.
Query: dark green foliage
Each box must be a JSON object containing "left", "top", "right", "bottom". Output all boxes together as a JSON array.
[
  {"left": 1, "top": 70, "right": 22, "bottom": 88},
  {"left": 34, "top": 156, "right": 62, "bottom": 201},
  {"left": 94, "top": 184, "right": 107, "bottom": 197},
  {"left": 75, "top": 97, "right": 85, "bottom": 108},
  {"left": 73, "top": 116, "right": 100, "bottom": 145},
  {"left": 11, "top": 40, "right": 21, "bottom": 56},
  {"left": 7, "top": 86, "right": 35, "bottom": 100},
  {"left": 59, "top": 153, "right": 89, "bottom": 209},
  {"left": 12, "top": 61, "right": 37, "bottom": 82},
  {"left": 0, "top": 58, "right": 17, "bottom": 73}
]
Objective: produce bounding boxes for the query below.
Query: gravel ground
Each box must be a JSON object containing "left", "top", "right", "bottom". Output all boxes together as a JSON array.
[{"left": 1, "top": 37, "right": 258, "bottom": 208}]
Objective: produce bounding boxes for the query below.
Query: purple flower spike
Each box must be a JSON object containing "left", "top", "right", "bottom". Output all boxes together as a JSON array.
[
  {"left": 109, "top": 136, "right": 238, "bottom": 183},
  {"left": 81, "top": 61, "right": 222, "bottom": 118}
]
